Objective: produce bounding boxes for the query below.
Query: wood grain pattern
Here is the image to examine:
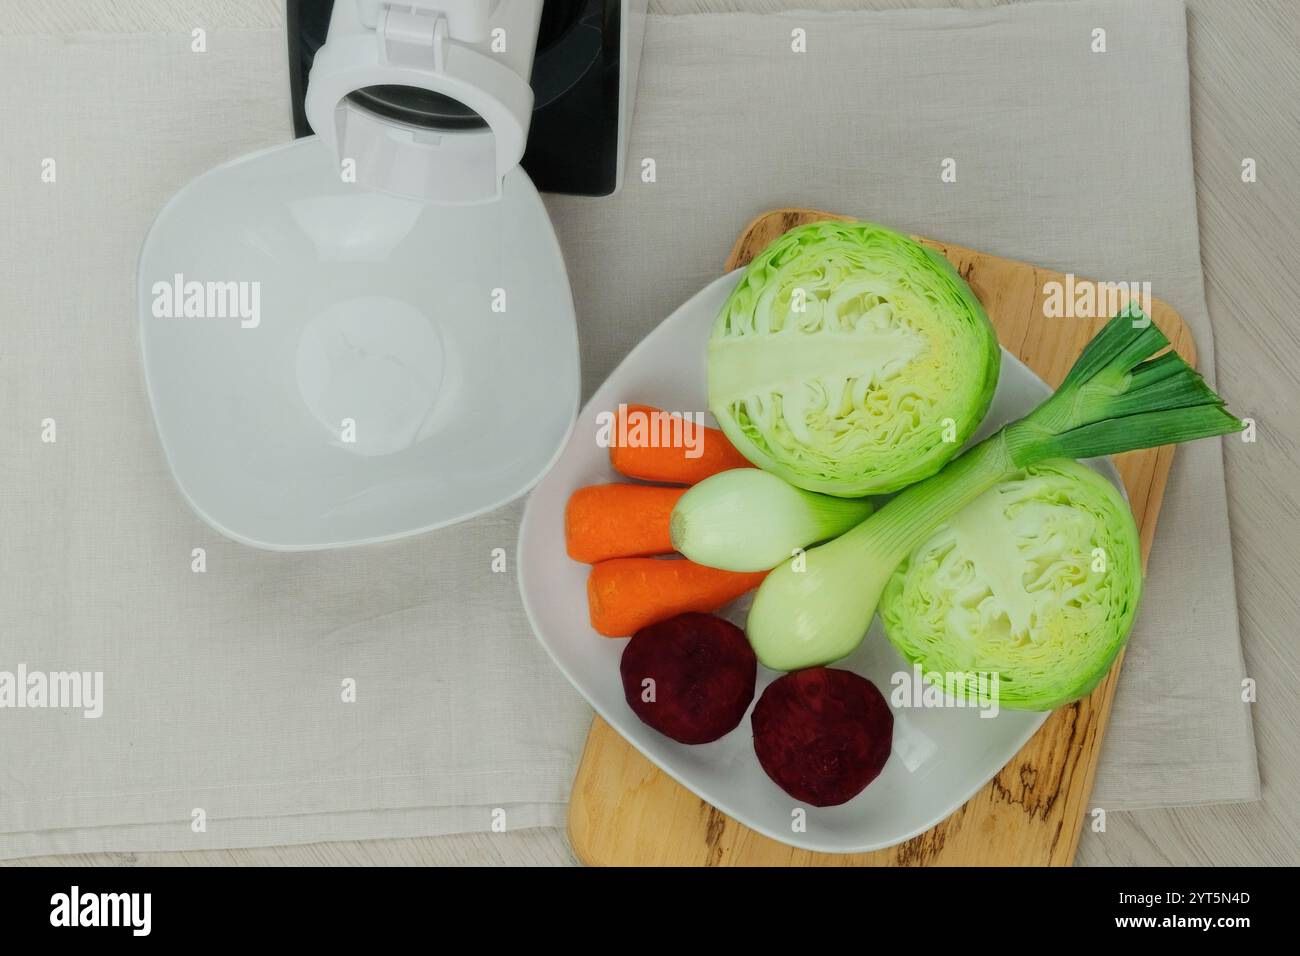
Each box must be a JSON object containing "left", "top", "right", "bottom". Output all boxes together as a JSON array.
[{"left": 568, "top": 207, "right": 1195, "bottom": 867}]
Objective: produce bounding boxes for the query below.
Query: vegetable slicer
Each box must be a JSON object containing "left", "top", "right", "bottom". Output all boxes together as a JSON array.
[
  {"left": 289, "top": 0, "right": 648, "bottom": 197},
  {"left": 139, "top": 1, "right": 620, "bottom": 550}
]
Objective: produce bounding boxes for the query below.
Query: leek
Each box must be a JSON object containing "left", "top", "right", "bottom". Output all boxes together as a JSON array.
[
  {"left": 670, "top": 468, "right": 873, "bottom": 572},
  {"left": 747, "top": 306, "right": 1243, "bottom": 671}
]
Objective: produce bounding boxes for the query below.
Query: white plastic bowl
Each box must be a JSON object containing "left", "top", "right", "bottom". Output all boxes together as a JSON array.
[{"left": 139, "top": 137, "right": 578, "bottom": 549}]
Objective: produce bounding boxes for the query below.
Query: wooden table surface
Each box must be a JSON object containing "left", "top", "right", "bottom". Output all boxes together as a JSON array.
[{"left": 3, "top": 0, "right": 1296, "bottom": 867}]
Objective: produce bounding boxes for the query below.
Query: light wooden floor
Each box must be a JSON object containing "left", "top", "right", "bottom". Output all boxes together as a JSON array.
[{"left": 3, "top": 0, "right": 1296, "bottom": 867}]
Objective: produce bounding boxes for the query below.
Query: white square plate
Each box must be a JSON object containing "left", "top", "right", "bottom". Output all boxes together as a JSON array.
[{"left": 518, "top": 270, "right": 1123, "bottom": 853}]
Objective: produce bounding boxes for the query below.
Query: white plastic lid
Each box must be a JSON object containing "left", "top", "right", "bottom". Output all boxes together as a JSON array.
[{"left": 305, "top": 1, "right": 541, "bottom": 205}]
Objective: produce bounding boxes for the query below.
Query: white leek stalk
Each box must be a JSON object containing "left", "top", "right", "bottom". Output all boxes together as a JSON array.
[{"left": 670, "top": 469, "right": 873, "bottom": 572}]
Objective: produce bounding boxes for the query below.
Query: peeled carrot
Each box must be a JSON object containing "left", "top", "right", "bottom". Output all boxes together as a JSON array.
[
  {"left": 566, "top": 483, "right": 685, "bottom": 564},
  {"left": 586, "top": 558, "right": 768, "bottom": 637},
  {"left": 608, "top": 404, "right": 753, "bottom": 485}
]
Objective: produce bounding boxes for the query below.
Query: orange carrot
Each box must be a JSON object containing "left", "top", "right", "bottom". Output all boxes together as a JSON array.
[
  {"left": 608, "top": 403, "right": 753, "bottom": 484},
  {"left": 586, "top": 558, "right": 768, "bottom": 637},
  {"left": 566, "top": 483, "right": 686, "bottom": 564}
]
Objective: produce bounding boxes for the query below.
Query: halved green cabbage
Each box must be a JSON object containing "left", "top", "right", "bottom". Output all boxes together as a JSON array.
[
  {"left": 707, "top": 220, "right": 999, "bottom": 497},
  {"left": 879, "top": 459, "right": 1142, "bottom": 711}
]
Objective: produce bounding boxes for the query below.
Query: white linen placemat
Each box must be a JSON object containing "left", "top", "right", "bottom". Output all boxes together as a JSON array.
[
  {"left": 0, "top": 0, "right": 1256, "bottom": 860},
  {"left": 0, "top": 28, "right": 589, "bottom": 860}
]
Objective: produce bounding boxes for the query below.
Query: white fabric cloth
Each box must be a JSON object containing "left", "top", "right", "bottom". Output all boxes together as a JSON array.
[
  {"left": 0, "top": 0, "right": 1256, "bottom": 859},
  {"left": 544, "top": 0, "right": 1258, "bottom": 811}
]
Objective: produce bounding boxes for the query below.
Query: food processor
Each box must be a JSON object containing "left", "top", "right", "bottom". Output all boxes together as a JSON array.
[{"left": 289, "top": 0, "right": 646, "bottom": 196}]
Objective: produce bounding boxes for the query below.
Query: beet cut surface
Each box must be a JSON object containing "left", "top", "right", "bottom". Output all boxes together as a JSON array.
[
  {"left": 751, "top": 667, "right": 893, "bottom": 807},
  {"left": 620, "top": 612, "right": 757, "bottom": 745}
]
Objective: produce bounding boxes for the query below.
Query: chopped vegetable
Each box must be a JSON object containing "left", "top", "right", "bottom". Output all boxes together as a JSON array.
[
  {"left": 751, "top": 667, "right": 893, "bottom": 806},
  {"left": 880, "top": 459, "right": 1142, "bottom": 710},
  {"left": 708, "top": 220, "right": 999, "bottom": 496},
  {"left": 608, "top": 403, "right": 753, "bottom": 484},
  {"left": 747, "top": 306, "right": 1243, "bottom": 672},
  {"left": 586, "top": 558, "right": 767, "bottom": 637},
  {"left": 565, "top": 483, "right": 685, "bottom": 564},
  {"left": 670, "top": 468, "right": 872, "bottom": 572},
  {"left": 621, "top": 613, "right": 757, "bottom": 744}
]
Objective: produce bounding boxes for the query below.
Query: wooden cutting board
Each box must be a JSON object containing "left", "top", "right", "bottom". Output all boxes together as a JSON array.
[{"left": 567, "top": 208, "right": 1194, "bottom": 867}]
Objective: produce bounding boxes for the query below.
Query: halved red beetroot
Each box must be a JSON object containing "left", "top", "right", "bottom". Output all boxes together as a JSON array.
[
  {"left": 620, "top": 612, "right": 757, "bottom": 745},
  {"left": 751, "top": 667, "right": 893, "bottom": 807}
]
